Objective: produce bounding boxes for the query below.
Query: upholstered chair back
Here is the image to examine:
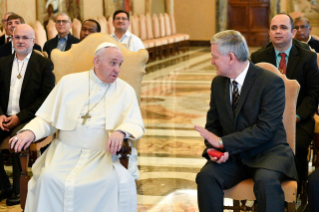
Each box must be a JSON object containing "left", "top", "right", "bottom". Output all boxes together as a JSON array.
[
  {"left": 169, "top": 14, "right": 177, "bottom": 35},
  {"left": 145, "top": 13, "right": 154, "bottom": 40},
  {"left": 158, "top": 13, "right": 166, "bottom": 37},
  {"left": 72, "top": 18, "right": 81, "bottom": 39},
  {"left": 138, "top": 14, "right": 147, "bottom": 40},
  {"left": 107, "top": 16, "right": 115, "bottom": 35},
  {"left": 50, "top": 33, "right": 148, "bottom": 101},
  {"left": 164, "top": 13, "right": 172, "bottom": 36},
  {"left": 152, "top": 14, "right": 160, "bottom": 39},
  {"left": 97, "top": 16, "right": 108, "bottom": 34},
  {"left": 34, "top": 21, "right": 47, "bottom": 49},
  {"left": 46, "top": 19, "right": 58, "bottom": 40},
  {"left": 130, "top": 15, "right": 139, "bottom": 37},
  {"left": 256, "top": 63, "right": 300, "bottom": 153}
]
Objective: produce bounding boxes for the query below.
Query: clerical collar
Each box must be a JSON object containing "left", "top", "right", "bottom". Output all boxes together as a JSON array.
[{"left": 90, "top": 68, "right": 110, "bottom": 86}]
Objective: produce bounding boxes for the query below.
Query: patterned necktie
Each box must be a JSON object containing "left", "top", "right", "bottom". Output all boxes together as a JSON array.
[
  {"left": 232, "top": 80, "right": 239, "bottom": 116},
  {"left": 279, "top": 53, "right": 287, "bottom": 75}
]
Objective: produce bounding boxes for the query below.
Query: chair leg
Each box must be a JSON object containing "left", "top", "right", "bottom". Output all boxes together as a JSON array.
[
  {"left": 287, "top": 202, "right": 295, "bottom": 212},
  {"left": 20, "top": 150, "right": 31, "bottom": 210},
  {"left": 233, "top": 200, "right": 240, "bottom": 212}
]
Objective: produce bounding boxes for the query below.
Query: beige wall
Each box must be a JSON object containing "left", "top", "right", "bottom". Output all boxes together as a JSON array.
[
  {"left": 82, "top": 0, "right": 103, "bottom": 20},
  {"left": 174, "top": 0, "right": 216, "bottom": 41},
  {"left": 133, "top": 0, "right": 145, "bottom": 15},
  {"left": 7, "top": 0, "right": 37, "bottom": 26}
]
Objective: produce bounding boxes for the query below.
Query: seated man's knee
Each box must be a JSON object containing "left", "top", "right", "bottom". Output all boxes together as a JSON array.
[
  {"left": 308, "top": 169, "right": 319, "bottom": 189},
  {"left": 254, "top": 170, "right": 282, "bottom": 191}
]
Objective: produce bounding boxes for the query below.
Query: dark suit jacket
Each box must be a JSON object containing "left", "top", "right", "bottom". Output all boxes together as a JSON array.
[
  {"left": 0, "top": 34, "right": 5, "bottom": 46},
  {"left": 43, "top": 33, "right": 80, "bottom": 58},
  {"left": 0, "top": 42, "right": 42, "bottom": 59},
  {"left": 204, "top": 62, "right": 297, "bottom": 180},
  {"left": 308, "top": 36, "right": 319, "bottom": 53},
  {"left": 0, "top": 51, "right": 55, "bottom": 123},
  {"left": 251, "top": 45, "right": 319, "bottom": 136}
]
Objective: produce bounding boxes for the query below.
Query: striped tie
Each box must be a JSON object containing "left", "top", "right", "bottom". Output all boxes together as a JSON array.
[{"left": 232, "top": 80, "right": 239, "bottom": 116}]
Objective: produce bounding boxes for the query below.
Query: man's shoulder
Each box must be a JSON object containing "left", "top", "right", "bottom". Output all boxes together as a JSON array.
[
  {"left": 251, "top": 46, "right": 272, "bottom": 57},
  {"left": 44, "top": 36, "right": 57, "bottom": 47},
  {"left": 31, "top": 51, "right": 53, "bottom": 64},
  {"left": 293, "top": 43, "right": 317, "bottom": 58},
  {"left": 68, "top": 33, "right": 80, "bottom": 44}
]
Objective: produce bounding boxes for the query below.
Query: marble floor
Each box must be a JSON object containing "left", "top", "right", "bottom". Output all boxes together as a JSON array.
[{"left": 1, "top": 46, "right": 313, "bottom": 211}]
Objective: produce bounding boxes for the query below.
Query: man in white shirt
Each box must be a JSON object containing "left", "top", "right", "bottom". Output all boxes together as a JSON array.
[
  {"left": 0, "top": 12, "right": 15, "bottom": 46},
  {"left": 0, "top": 24, "right": 55, "bottom": 206},
  {"left": 112, "top": 10, "right": 145, "bottom": 52}
]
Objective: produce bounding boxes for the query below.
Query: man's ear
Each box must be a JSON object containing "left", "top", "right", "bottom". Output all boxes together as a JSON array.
[
  {"left": 229, "top": 52, "right": 235, "bottom": 64},
  {"left": 93, "top": 56, "right": 99, "bottom": 67},
  {"left": 292, "top": 29, "right": 297, "bottom": 38}
]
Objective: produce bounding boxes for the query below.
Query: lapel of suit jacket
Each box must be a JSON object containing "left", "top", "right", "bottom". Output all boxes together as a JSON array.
[
  {"left": 266, "top": 47, "right": 277, "bottom": 66},
  {"left": 234, "top": 62, "right": 256, "bottom": 118},
  {"left": 223, "top": 78, "right": 234, "bottom": 121},
  {"left": 65, "top": 33, "right": 72, "bottom": 51},
  {"left": 4, "top": 54, "right": 15, "bottom": 97},
  {"left": 286, "top": 45, "right": 299, "bottom": 79},
  {"left": 21, "top": 51, "right": 36, "bottom": 95}
]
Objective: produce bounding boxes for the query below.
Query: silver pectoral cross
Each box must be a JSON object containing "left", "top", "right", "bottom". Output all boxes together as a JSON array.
[{"left": 81, "top": 112, "right": 91, "bottom": 125}]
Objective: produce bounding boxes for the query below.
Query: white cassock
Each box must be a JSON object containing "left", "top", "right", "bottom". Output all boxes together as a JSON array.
[{"left": 23, "top": 69, "right": 144, "bottom": 212}]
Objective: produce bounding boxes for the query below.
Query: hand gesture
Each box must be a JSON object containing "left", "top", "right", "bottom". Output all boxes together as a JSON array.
[
  {"left": 9, "top": 130, "right": 35, "bottom": 152},
  {"left": 3, "top": 115, "right": 21, "bottom": 130},
  {"left": 194, "top": 125, "right": 221, "bottom": 148},
  {"left": 106, "top": 131, "right": 125, "bottom": 155}
]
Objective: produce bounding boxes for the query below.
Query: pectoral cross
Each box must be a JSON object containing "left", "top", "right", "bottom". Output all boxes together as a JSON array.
[{"left": 81, "top": 112, "right": 91, "bottom": 125}]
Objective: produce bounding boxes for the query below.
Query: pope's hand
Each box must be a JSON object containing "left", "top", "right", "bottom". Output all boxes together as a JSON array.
[
  {"left": 9, "top": 130, "right": 35, "bottom": 152},
  {"left": 208, "top": 149, "right": 229, "bottom": 164},
  {"left": 106, "top": 131, "right": 125, "bottom": 155}
]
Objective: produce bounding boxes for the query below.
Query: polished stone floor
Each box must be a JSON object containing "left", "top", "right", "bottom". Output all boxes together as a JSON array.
[{"left": 1, "top": 46, "right": 311, "bottom": 211}]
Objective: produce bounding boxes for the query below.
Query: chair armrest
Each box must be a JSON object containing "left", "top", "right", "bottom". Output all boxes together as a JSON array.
[{"left": 116, "top": 139, "right": 131, "bottom": 169}]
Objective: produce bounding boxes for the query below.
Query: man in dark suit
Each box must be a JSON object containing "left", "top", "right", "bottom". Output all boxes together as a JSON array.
[
  {"left": 0, "top": 12, "right": 15, "bottom": 46},
  {"left": 195, "top": 30, "right": 297, "bottom": 212},
  {"left": 294, "top": 17, "right": 319, "bottom": 52},
  {"left": 250, "top": 14, "right": 319, "bottom": 194},
  {"left": 43, "top": 12, "right": 80, "bottom": 58},
  {"left": 0, "top": 24, "right": 55, "bottom": 206},
  {"left": 0, "top": 14, "right": 42, "bottom": 59}
]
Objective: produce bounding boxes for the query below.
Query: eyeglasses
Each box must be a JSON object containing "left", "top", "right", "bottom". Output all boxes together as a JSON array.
[
  {"left": 114, "top": 17, "right": 128, "bottom": 21},
  {"left": 56, "top": 20, "right": 70, "bottom": 24},
  {"left": 13, "top": 36, "right": 34, "bottom": 41},
  {"left": 294, "top": 25, "right": 309, "bottom": 30}
]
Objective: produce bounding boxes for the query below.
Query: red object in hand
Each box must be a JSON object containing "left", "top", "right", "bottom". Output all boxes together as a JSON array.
[{"left": 207, "top": 149, "right": 224, "bottom": 159}]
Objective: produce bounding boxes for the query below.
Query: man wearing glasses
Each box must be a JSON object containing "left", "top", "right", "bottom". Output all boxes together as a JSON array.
[
  {"left": 0, "top": 24, "right": 55, "bottom": 206},
  {"left": 0, "top": 12, "right": 15, "bottom": 46},
  {"left": 43, "top": 12, "right": 80, "bottom": 58},
  {"left": 294, "top": 17, "right": 319, "bottom": 53},
  {"left": 0, "top": 14, "right": 42, "bottom": 59},
  {"left": 112, "top": 10, "right": 145, "bottom": 52}
]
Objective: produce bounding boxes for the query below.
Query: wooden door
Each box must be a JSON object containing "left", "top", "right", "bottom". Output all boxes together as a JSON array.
[{"left": 227, "top": 0, "right": 270, "bottom": 46}]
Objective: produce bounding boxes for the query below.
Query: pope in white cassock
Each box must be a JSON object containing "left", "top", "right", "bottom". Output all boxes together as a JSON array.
[{"left": 9, "top": 42, "right": 145, "bottom": 212}]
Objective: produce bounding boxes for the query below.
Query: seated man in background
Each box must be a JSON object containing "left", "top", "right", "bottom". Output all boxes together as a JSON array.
[
  {"left": 0, "top": 24, "right": 55, "bottom": 206},
  {"left": 251, "top": 13, "right": 319, "bottom": 195},
  {"left": 0, "top": 12, "right": 15, "bottom": 46},
  {"left": 112, "top": 10, "right": 145, "bottom": 52},
  {"left": 294, "top": 17, "right": 319, "bottom": 52},
  {"left": 80, "top": 19, "right": 101, "bottom": 41},
  {"left": 10, "top": 42, "right": 144, "bottom": 212},
  {"left": 0, "top": 14, "right": 42, "bottom": 59},
  {"left": 195, "top": 30, "right": 297, "bottom": 212},
  {"left": 43, "top": 12, "right": 80, "bottom": 58}
]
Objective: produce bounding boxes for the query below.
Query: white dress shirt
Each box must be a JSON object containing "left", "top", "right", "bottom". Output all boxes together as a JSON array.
[
  {"left": 7, "top": 52, "right": 32, "bottom": 116},
  {"left": 112, "top": 30, "right": 145, "bottom": 52},
  {"left": 229, "top": 62, "right": 250, "bottom": 103}
]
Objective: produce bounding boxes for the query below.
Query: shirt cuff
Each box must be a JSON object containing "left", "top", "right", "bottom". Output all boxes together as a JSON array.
[{"left": 116, "top": 130, "right": 130, "bottom": 139}]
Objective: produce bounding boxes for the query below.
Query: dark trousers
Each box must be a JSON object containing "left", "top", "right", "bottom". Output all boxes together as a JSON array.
[
  {"left": 307, "top": 168, "right": 319, "bottom": 212},
  {"left": 196, "top": 158, "right": 286, "bottom": 212},
  {"left": 0, "top": 121, "right": 27, "bottom": 194},
  {"left": 295, "top": 126, "right": 313, "bottom": 190}
]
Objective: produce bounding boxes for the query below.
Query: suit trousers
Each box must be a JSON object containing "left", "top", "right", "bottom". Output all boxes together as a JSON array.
[
  {"left": 307, "top": 168, "right": 319, "bottom": 212},
  {"left": 196, "top": 158, "right": 286, "bottom": 212},
  {"left": 0, "top": 121, "right": 27, "bottom": 194},
  {"left": 295, "top": 125, "right": 313, "bottom": 191}
]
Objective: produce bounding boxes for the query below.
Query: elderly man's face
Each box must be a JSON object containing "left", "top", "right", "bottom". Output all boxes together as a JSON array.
[
  {"left": 7, "top": 18, "right": 22, "bottom": 36},
  {"left": 269, "top": 15, "right": 296, "bottom": 50},
  {"left": 211, "top": 43, "right": 232, "bottom": 77},
  {"left": 80, "top": 21, "right": 98, "bottom": 41},
  {"left": 94, "top": 47, "right": 123, "bottom": 84},
  {"left": 113, "top": 12, "right": 130, "bottom": 32},
  {"left": 294, "top": 19, "right": 311, "bottom": 42},
  {"left": 55, "top": 14, "right": 72, "bottom": 36},
  {"left": 13, "top": 25, "right": 35, "bottom": 56}
]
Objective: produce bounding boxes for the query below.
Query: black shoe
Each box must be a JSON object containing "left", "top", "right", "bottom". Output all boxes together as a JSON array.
[
  {"left": 0, "top": 186, "right": 13, "bottom": 201},
  {"left": 6, "top": 193, "right": 20, "bottom": 206}
]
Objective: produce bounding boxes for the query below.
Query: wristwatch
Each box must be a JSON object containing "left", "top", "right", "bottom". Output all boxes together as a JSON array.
[{"left": 218, "top": 137, "right": 223, "bottom": 148}]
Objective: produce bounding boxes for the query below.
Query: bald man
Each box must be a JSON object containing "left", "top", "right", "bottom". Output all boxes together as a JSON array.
[{"left": 0, "top": 24, "right": 55, "bottom": 206}]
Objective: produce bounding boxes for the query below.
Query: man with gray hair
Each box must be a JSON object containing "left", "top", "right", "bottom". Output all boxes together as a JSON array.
[
  {"left": 195, "top": 30, "right": 297, "bottom": 211},
  {"left": 43, "top": 12, "right": 80, "bottom": 58},
  {"left": 10, "top": 42, "right": 144, "bottom": 212}
]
